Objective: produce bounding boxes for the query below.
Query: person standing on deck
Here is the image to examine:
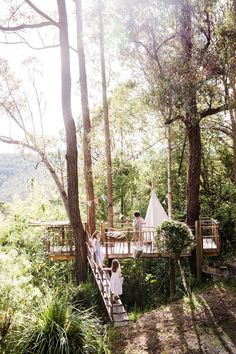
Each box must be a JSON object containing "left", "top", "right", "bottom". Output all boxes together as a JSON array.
[
  {"left": 91, "top": 231, "right": 104, "bottom": 268},
  {"left": 132, "top": 211, "right": 145, "bottom": 246},
  {"left": 103, "top": 259, "right": 123, "bottom": 304}
]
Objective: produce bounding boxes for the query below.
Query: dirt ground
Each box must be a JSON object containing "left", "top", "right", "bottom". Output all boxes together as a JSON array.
[{"left": 112, "top": 283, "right": 236, "bottom": 354}]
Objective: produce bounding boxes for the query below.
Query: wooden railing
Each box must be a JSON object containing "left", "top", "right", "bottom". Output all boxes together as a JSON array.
[
  {"left": 31, "top": 218, "right": 220, "bottom": 263},
  {"left": 86, "top": 242, "right": 128, "bottom": 326},
  {"left": 196, "top": 218, "right": 220, "bottom": 281},
  {"left": 86, "top": 242, "right": 113, "bottom": 321},
  {"left": 100, "top": 224, "right": 157, "bottom": 258},
  {"left": 199, "top": 218, "right": 220, "bottom": 253},
  {"left": 43, "top": 224, "right": 74, "bottom": 258}
]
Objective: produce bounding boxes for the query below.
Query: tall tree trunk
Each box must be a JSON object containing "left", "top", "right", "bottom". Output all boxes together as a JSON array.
[
  {"left": 230, "top": 0, "right": 236, "bottom": 185},
  {"left": 232, "top": 115, "right": 236, "bottom": 184},
  {"left": 57, "top": 0, "right": 87, "bottom": 282},
  {"left": 167, "top": 124, "right": 173, "bottom": 219},
  {"left": 185, "top": 122, "right": 201, "bottom": 227},
  {"left": 179, "top": 0, "right": 200, "bottom": 227},
  {"left": 75, "top": 0, "right": 96, "bottom": 235},
  {"left": 179, "top": 0, "right": 200, "bottom": 276},
  {"left": 167, "top": 124, "right": 175, "bottom": 295},
  {"left": 98, "top": 0, "right": 114, "bottom": 229}
]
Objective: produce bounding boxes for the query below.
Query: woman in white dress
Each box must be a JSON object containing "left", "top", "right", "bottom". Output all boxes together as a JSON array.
[
  {"left": 91, "top": 231, "right": 104, "bottom": 268},
  {"left": 103, "top": 259, "right": 123, "bottom": 303}
]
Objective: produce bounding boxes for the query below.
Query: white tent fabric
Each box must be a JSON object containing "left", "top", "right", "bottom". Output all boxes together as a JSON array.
[{"left": 145, "top": 190, "right": 169, "bottom": 227}]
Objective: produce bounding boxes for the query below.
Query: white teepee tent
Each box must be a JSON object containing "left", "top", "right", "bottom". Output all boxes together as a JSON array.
[{"left": 145, "top": 190, "right": 169, "bottom": 227}]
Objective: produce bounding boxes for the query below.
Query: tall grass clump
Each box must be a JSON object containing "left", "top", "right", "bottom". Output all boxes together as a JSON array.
[{"left": 10, "top": 293, "right": 107, "bottom": 354}]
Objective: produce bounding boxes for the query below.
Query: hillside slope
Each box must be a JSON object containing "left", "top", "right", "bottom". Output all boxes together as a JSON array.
[
  {"left": 113, "top": 282, "right": 236, "bottom": 354},
  {"left": 0, "top": 153, "right": 48, "bottom": 202}
]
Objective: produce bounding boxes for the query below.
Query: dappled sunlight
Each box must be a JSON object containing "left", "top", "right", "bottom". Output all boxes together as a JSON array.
[{"left": 198, "top": 286, "right": 236, "bottom": 352}]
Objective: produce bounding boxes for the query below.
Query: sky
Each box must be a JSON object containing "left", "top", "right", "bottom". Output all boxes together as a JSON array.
[
  {"left": 0, "top": 0, "right": 130, "bottom": 154},
  {"left": 0, "top": 46, "right": 63, "bottom": 152},
  {"left": 0, "top": 0, "right": 85, "bottom": 153}
]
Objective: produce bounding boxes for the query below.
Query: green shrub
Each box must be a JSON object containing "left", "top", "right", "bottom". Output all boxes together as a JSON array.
[
  {"left": 74, "top": 281, "right": 100, "bottom": 309},
  {"left": 10, "top": 293, "right": 107, "bottom": 354},
  {"left": 155, "top": 220, "right": 195, "bottom": 257},
  {"left": 155, "top": 220, "right": 196, "bottom": 296},
  {"left": 121, "top": 258, "right": 168, "bottom": 310},
  {"left": 128, "top": 307, "right": 142, "bottom": 322},
  {"left": 0, "top": 249, "right": 42, "bottom": 348}
]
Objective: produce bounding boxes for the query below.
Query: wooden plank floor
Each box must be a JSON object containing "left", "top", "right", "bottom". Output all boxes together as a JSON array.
[
  {"left": 47, "top": 242, "right": 191, "bottom": 259},
  {"left": 47, "top": 236, "right": 219, "bottom": 260}
]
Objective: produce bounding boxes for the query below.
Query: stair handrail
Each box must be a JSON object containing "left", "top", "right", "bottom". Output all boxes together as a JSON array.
[{"left": 86, "top": 242, "right": 113, "bottom": 321}]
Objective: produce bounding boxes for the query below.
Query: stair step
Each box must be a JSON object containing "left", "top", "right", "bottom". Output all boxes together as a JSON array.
[
  {"left": 114, "top": 320, "right": 129, "bottom": 327},
  {"left": 113, "top": 299, "right": 122, "bottom": 305},
  {"left": 87, "top": 255, "right": 128, "bottom": 326},
  {"left": 113, "top": 313, "right": 129, "bottom": 322},
  {"left": 113, "top": 307, "right": 126, "bottom": 314}
]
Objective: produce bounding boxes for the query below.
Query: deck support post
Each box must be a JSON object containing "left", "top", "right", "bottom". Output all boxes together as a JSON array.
[{"left": 195, "top": 219, "right": 203, "bottom": 282}]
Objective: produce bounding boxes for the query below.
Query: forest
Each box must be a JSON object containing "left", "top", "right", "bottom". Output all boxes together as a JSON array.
[{"left": 0, "top": 0, "right": 236, "bottom": 353}]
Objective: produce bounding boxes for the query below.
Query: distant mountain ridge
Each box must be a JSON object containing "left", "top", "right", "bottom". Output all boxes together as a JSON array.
[{"left": 0, "top": 153, "right": 47, "bottom": 202}]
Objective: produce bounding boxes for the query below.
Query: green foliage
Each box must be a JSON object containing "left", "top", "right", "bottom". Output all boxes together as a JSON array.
[
  {"left": 121, "top": 258, "right": 168, "bottom": 310},
  {"left": 74, "top": 281, "right": 100, "bottom": 310},
  {"left": 155, "top": 220, "right": 195, "bottom": 257},
  {"left": 0, "top": 200, "right": 79, "bottom": 350},
  {"left": 10, "top": 293, "right": 107, "bottom": 354},
  {"left": 103, "top": 325, "right": 120, "bottom": 354},
  {"left": 0, "top": 248, "right": 42, "bottom": 346},
  {"left": 128, "top": 308, "right": 141, "bottom": 322},
  {"left": 112, "top": 157, "right": 140, "bottom": 216},
  {"left": 200, "top": 127, "right": 236, "bottom": 253}
]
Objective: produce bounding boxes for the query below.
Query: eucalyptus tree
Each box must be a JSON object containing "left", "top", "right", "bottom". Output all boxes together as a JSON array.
[
  {"left": 230, "top": 0, "right": 236, "bottom": 184},
  {"left": 0, "top": 0, "right": 87, "bottom": 282},
  {"left": 75, "top": 0, "right": 96, "bottom": 236},
  {"left": 98, "top": 0, "right": 114, "bottom": 228},
  {"left": 211, "top": 0, "right": 236, "bottom": 185},
  {"left": 118, "top": 0, "right": 233, "bottom": 228}
]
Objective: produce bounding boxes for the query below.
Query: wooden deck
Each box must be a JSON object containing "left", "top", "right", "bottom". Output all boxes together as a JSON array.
[
  {"left": 32, "top": 218, "right": 220, "bottom": 260},
  {"left": 46, "top": 238, "right": 218, "bottom": 260},
  {"left": 47, "top": 242, "right": 180, "bottom": 260}
]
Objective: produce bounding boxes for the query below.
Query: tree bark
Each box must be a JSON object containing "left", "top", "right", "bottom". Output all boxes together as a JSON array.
[
  {"left": 98, "top": 0, "right": 114, "bottom": 229},
  {"left": 179, "top": 0, "right": 200, "bottom": 276},
  {"left": 230, "top": 0, "right": 236, "bottom": 185},
  {"left": 167, "top": 124, "right": 173, "bottom": 219},
  {"left": 57, "top": 0, "right": 87, "bottom": 282},
  {"left": 75, "top": 0, "right": 96, "bottom": 236},
  {"left": 179, "top": 0, "right": 200, "bottom": 227},
  {"left": 185, "top": 122, "right": 201, "bottom": 227},
  {"left": 232, "top": 116, "right": 236, "bottom": 184}
]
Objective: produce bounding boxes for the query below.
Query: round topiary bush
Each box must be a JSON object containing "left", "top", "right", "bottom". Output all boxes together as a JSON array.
[{"left": 155, "top": 220, "right": 195, "bottom": 258}]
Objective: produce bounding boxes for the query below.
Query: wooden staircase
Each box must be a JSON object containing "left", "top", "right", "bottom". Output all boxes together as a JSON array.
[{"left": 87, "top": 243, "right": 128, "bottom": 327}]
